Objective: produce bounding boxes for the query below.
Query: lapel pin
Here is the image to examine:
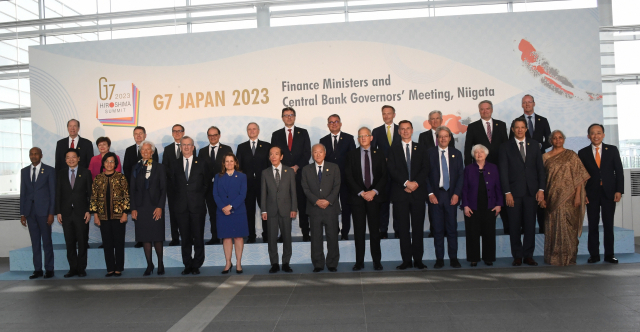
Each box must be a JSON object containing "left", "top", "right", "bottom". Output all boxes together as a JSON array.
[
  {"left": 326, "top": 168, "right": 329, "bottom": 172},
  {"left": 527, "top": 143, "right": 530, "bottom": 145},
  {"left": 259, "top": 145, "right": 262, "bottom": 147},
  {"left": 297, "top": 132, "right": 300, "bottom": 134},
  {"left": 284, "top": 169, "right": 287, "bottom": 172},
  {"left": 79, "top": 174, "right": 81, "bottom": 177},
  {"left": 195, "top": 161, "right": 198, "bottom": 163},
  {"left": 374, "top": 151, "right": 377, "bottom": 153},
  {"left": 340, "top": 137, "right": 342, "bottom": 140},
  {"left": 77, "top": 147, "right": 80, "bottom": 149},
  {"left": 235, "top": 175, "right": 237, "bottom": 177},
  {"left": 452, "top": 155, "right": 455, "bottom": 158},
  {"left": 414, "top": 147, "right": 416, "bottom": 150},
  {"left": 605, "top": 147, "right": 608, "bottom": 150},
  {"left": 488, "top": 172, "right": 490, "bottom": 175}
]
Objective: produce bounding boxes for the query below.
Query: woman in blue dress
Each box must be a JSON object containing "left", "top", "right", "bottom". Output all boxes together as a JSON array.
[{"left": 213, "top": 152, "right": 248, "bottom": 274}]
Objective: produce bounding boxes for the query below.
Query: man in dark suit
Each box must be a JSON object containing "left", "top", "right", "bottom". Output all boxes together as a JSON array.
[
  {"left": 578, "top": 124, "right": 624, "bottom": 264},
  {"left": 237, "top": 122, "right": 271, "bottom": 243},
  {"left": 345, "top": 127, "right": 387, "bottom": 271},
  {"left": 198, "top": 126, "right": 233, "bottom": 245},
  {"left": 55, "top": 148, "right": 92, "bottom": 278},
  {"left": 387, "top": 120, "right": 429, "bottom": 270},
  {"left": 301, "top": 144, "right": 342, "bottom": 272},
  {"left": 162, "top": 124, "right": 185, "bottom": 246},
  {"left": 463, "top": 101, "right": 510, "bottom": 234},
  {"left": 55, "top": 119, "right": 93, "bottom": 170},
  {"left": 320, "top": 114, "right": 356, "bottom": 240},
  {"left": 270, "top": 107, "right": 312, "bottom": 241},
  {"left": 170, "top": 136, "right": 212, "bottom": 275},
  {"left": 123, "top": 126, "right": 158, "bottom": 248},
  {"left": 509, "top": 95, "right": 551, "bottom": 234},
  {"left": 372, "top": 105, "right": 401, "bottom": 239},
  {"left": 499, "top": 119, "right": 546, "bottom": 267},
  {"left": 426, "top": 126, "right": 464, "bottom": 269},
  {"left": 20, "top": 147, "right": 56, "bottom": 279},
  {"left": 261, "top": 146, "right": 297, "bottom": 273}
]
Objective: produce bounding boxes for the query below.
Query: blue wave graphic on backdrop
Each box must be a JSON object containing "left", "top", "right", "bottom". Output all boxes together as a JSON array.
[{"left": 30, "top": 66, "right": 80, "bottom": 136}]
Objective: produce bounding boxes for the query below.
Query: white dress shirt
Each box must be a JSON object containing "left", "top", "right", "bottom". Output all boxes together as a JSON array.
[
  {"left": 30, "top": 163, "right": 42, "bottom": 182},
  {"left": 272, "top": 163, "right": 282, "bottom": 178},
  {"left": 438, "top": 147, "right": 449, "bottom": 188},
  {"left": 524, "top": 112, "right": 536, "bottom": 132},
  {"left": 315, "top": 161, "right": 325, "bottom": 175},
  {"left": 183, "top": 155, "right": 193, "bottom": 180},
  {"left": 209, "top": 143, "right": 220, "bottom": 160},
  {"left": 592, "top": 143, "right": 602, "bottom": 158},
  {"left": 331, "top": 131, "right": 341, "bottom": 150},
  {"left": 68, "top": 136, "right": 80, "bottom": 149},
  {"left": 284, "top": 125, "right": 295, "bottom": 139},
  {"left": 175, "top": 142, "right": 182, "bottom": 156},
  {"left": 515, "top": 137, "right": 526, "bottom": 158},
  {"left": 482, "top": 118, "right": 494, "bottom": 137}
]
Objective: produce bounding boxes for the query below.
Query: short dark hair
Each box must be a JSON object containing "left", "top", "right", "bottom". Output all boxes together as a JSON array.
[
  {"left": 96, "top": 136, "right": 111, "bottom": 147},
  {"left": 172, "top": 124, "right": 185, "bottom": 132},
  {"left": 478, "top": 100, "right": 493, "bottom": 108},
  {"left": 100, "top": 152, "right": 119, "bottom": 173},
  {"left": 67, "top": 119, "right": 80, "bottom": 128},
  {"left": 207, "top": 126, "right": 221, "bottom": 136},
  {"left": 133, "top": 126, "right": 146, "bottom": 134},
  {"left": 30, "top": 147, "right": 42, "bottom": 155},
  {"left": 511, "top": 118, "right": 527, "bottom": 129},
  {"left": 381, "top": 105, "right": 395, "bottom": 113},
  {"left": 219, "top": 152, "right": 240, "bottom": 175},
  {"left": 523, "top": 94, "right": 535, "bottom": 103},
  {"left": 65, "top": 148, "right": 79, "bottom": 158},
  {"left": 270, "top": 146, "right": 283, "bottom": 155},
  {"left": 587, "top": 123, "right": 605, "bottom": 134},
  {"left": 327, "top": 114, "right": 341, "bottom": 122},
  {"left": 282, "top": 107, "right": 296, "bottom": 117},
  {"left": 398, "top": 120, "right": 413, "bottom": 128}
]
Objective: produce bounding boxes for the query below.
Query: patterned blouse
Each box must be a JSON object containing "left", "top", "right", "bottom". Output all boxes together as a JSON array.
[{"left": 90, "top": 172, "right": 131, "bottom": 220}]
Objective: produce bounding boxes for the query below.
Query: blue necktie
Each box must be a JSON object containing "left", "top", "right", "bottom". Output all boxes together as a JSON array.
[
  {"left": 441, "top": 150, "right": 450, "bottom": 191},
  {"left": 318, "top": 166, "right": 322, "bottom": 184},
  {"left": 527, "top": 115, "right": 534, "bottom": 138},
  {"left": 185, "top": 159, "right": 190, "bottom": 181},
  {"left": 405, "top": 143, "right": 411, "bottom": 181},
  {"left": 32, "top": 167, "right": 36, "bottom": 185}
]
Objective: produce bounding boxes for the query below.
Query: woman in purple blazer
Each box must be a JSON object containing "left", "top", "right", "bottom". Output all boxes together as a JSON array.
[{"left": 462, "top": 144, "right": 503, "bottom": 266}]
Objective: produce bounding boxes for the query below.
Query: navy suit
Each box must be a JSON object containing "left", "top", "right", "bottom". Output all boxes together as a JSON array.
[
  {"left": 372, "top": 123, "right": 401, "bottom": 236},
  {"left": 20, "top": 163, "right": 56, "bottom": 272},
  {"left": 426, "top": 147, "right": 464, "bottom": 260},
  {"left": 578, "top": 143, "right": 624, "bottom": 259},
  {"left": 162, "top": 142, "right": 182, "bottom": 242},
  {"left": 320, "top": 132, "right": 356, "bottom": 238}
]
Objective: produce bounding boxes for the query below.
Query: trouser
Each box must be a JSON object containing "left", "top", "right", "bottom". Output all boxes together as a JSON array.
[
  {"left": 393, "top": 198, "right": 426, "bottom": 263},
  {"left": 339, "top": 188, "right": 352, "bottom": 237},
  {"left": 310, "top": 214, "right": 340, "bottom": 269},
  {"left": 295, "top": 175, "right": 309, "bottom": 236},
  {"left": 167, "top": 195, "right": 181, "bottom": 242},
  {"left": 205, "top": 193, "right": 218, "bottom": 240},
  {"left": 26, "top": 209, "right": 54, "bottom": 272},
  {"left": 465, "top": 208, "right": 497, "bottom": 262},
  {"left": 506, "top": 195, "right": 537, "bottom": 259},
  {"left": 431, "top": 189, "right": 459, "bottom": 260},
  {"left": 268, "top": 215, "right": 292, "bottom": 265},
  {"left": 245, "top": 185, "right": 264, "bottom": 240},
  {"left": 179, "top": 211, "right": 206, "bottom": 268},
  {"left": 100, "top": 219, "right": 127, "bottom": 272},
  {"left": 352, "top": 201, "right": 382, "bottom": 264},
  {"left": 62, "top": 213, "right": 89, "bottom": 272},
  {"left": 587, "top": 187, "right": 616, "bottom": 258}
]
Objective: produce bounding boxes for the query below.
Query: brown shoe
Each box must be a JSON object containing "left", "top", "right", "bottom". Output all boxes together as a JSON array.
[
  {"left": 512, "top": 258, "right": 522, "bottom": 266},
  {"left": 524, "top": 258, "right": 538, "bottom": 266}
]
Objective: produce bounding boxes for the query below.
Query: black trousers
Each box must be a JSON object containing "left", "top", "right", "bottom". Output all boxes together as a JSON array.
[
  {"left": 178, "top": 211, "right": 206, "bottom": 269},
  {"left": 100, "top": 219, "right": 126, "bottom": 272},
  {"left": 587, "top": 187, "right": 616, "bottom": 258},
  {"left": 393, "top": 198, "right": 426, "bottom": 263},
  {"left": 167, "top": 195, "right": 181, "bottom": 242},
  {"left": 244, "top": 185, "right": 264, "bottom": 240},
  {"left": 465, "top": 209, "right": 497, "bottom": 262},
  {"left": 352, "top": 201, "right": 382, "bottom": 264},
  {"left": 205, "top": 193, "right": 218, "bottom": 240},
  {"left": 506, "top": 195, "right": 537, "bottom": 259},
  {"left": 295, "top": 174, "right": 309, "bottom": 236},
  {"left": 62, "top": 214, "right": 89, "bottom": 272},
  {"left": 339, "top": 187, "right": 352, "bottom": 237}
]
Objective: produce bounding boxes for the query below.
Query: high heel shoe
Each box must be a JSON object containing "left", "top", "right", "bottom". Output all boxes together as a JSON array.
[
  {"left": 157, "top": 263, "right": 165, "bottom": 275},
  {"left": 222, "top": 263, "right": 232, "bottom": 274},
  {"left": 143, "top": 263, "right": 154, "bottom": 276},
  {"left": 236, "top": 268, "right": 243, "bottom": 274}
]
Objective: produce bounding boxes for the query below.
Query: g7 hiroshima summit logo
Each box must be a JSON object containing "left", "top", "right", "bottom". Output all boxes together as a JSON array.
[{"left": 96, "top": 77, "right": 140, "bottom": 127}]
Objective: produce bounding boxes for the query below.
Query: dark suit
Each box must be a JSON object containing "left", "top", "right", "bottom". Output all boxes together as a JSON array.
[
  {"left": 55, "top": 166, "right": 92, "bottom": 273},
  {"left": 372, "top": 123, "right": 401, "bottom": 236},
  {"left": 499, "top": 138, "right": 546, "bottom": 260},
  {"left": 162, "top": 142, "right": 182, "bottom": 242},
  {"left": 237, "top": 140, "right": 272, "bottom": 241},
  {"left": 345, "top": 147, "right": 387, "bottom": 265},
  {"left": 426, "top": 146, "right": 464, "bottom": 260},
  {"left": 578, "top": 144, "right": 624, "bottom": 259},
  {"left": 122, "top": 144, "right": 158, "bottom": 184},
  {"left": 320, "top": 132, "right": 357, "bottom": 238},
  {"left": 271, "top": 126, "right": 311, "bottom": 237},
  {"left": 198, "top": 143, "right": 233, "bottom": 241},
  {"left": 20, "top": 163, "right": 56, "bottom": 272},
  {"left": 170, "top": 156, "right": 212, "bottom": 269},
  {"left": 55, "top": 136, "right": 94, "bottom": 170},
  {"left": 387, "top": 141, "right": 429, "bottom": 264},
  {"left": 261, "top": 165, "right": 297, "bottom": 265}
]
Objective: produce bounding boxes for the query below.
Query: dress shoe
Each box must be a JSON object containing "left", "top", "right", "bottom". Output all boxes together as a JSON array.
[
  {"left": 98, "top": 244, "right": 103, "bottom": 248},
  {"left": 328, "top": 267, "right": 337, "bottom": 272},
  {"left": 282, "top": 264, "right": 293, "bottom": 273},
  {"left": 352, "top": 263, "right": 364, "bottom": 271},
  {"left": 269, "top": 264, "right": 280, "bottom": 273},
  {"left": 427, "top": 232, "right": 434, "bottom": 238},
  {"left": 44, "top": 271, "right": 54, "bottom": 279},
  {"left": 64, "top": 271, "right": 77, "bottom": 278},
  {"left": 205, "top": 238, "right": 220, "bottom": 245},
  {"left": 247, "top": 238, "right": 256, "bottom": 244},
  {"left": 105, "top": 272, "right": 115, "bottom": 277},
  {"left": 604, "top": 256, "right": 619, "bottom": 264},
  {"left": 29, "top": 271, "right": 43, "bottom": 279},
  {"left": 143, "top": 264, "right": 155, "bottom": 276},
  {"left": 341, "top": 235, "right": 349, "bottom": 240},
  {"left": 380, "top": 232, "right": 388, "bottom": 239},
  {"left": 434, "top": 259, "right": 445, "bottom": 269},
  {"left": 524, "top": 258, "right": 538, "bottom": 266},
  {"left": 587, "top": 256, "right": 600, "bottom": 263},
  {"left": 87, "top": 244, "right": 91, "bottom": 248},
  {"left": 450, "top": 259, "right": 462, "bottom": 268},
  {"left": 484, "top": 261, "right": 493, "bottom": 266},
  {"left": 157, "top": 264, "right": 165, "bottom": 275},
  {"left": 512, "top": 258, "right": 522, "bottom": 266},
  {"left": 192, "top": 268, "right": 201, "bottom": 275},
  {"left": 78, "top": 271, "right": 87, "bottom": 277},
  {"left": 374, "top": 262, "right": 383, "bottom": 271},
  {"left": 262, "top": 237, "right": 268, "bottom": 243},
  {"left": 470, "top": 262, "right": 478, "bottom": 267},
  {"left": 114, "top": 271, "right": 122, "bottom": 277},
  {"left": 169, "top": 240, "right": 180, "bottom": 246},
  {"left": 414, "top": 262, "right": 427, "bottom": 270},
  {"left": 303, "top": 234, "right": 311, "bottom": 242},
  {"left": 396, "top": 261, "right": 413, "bottom": 270},
  {"left": 221, "top": 264, "right": 232, "bottom": 274},
  {"left": 236, "top": 268, "right": 243, "bottom": 274},
  {"left": 134, "top": 242, "right": 143, "bottom": 248},
  {"left": 313, "top": 267, "right": 323, "bottom": 273},
  {"left": 181, "top": 267, "right": 192, "bottom": 275}
]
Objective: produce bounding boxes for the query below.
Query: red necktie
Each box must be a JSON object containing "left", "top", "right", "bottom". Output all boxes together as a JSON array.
[
  {"left": 486, "top": 122, "right": 492, "bottom": 143},
  {"left": 287, "top": 129, "right": 293, "bottom": 151},
  {"left": 70, "top": 139, "right": 75, "bottom": 149}
]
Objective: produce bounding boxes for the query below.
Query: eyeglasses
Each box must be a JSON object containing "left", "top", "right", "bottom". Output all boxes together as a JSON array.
[
  {"left": 282, "top": 114, "right": 295, "bottom": 118},
  {"left": 104, "top": 160, "right": 116, "bottom": 164},
  {"left": 328, "top": 121, "right": 340, "bottom": 125},
  {"left": 358, "top": 135, "right": 372, "bottom": 138},
  {"left": 172, "top": 130, "right": 184, "bottom": 133}
]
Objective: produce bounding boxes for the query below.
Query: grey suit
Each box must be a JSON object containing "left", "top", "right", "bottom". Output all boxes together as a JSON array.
[
  {"left": 261, "top": 164, "right": 297, "bottom": 265},
  {"left": 301, "top": 161, "right": 341, "bottom": 269}
]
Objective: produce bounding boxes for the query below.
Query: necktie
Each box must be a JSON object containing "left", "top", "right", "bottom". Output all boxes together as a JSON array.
[
  {"left": 287, "top": 129, "right": 293, "bottom": 151},
  {"left": 405, "top": 143, "right": 411, "bottom": 181},
  {"left": 70, "top": 169, "right": 75, "bottom": 189},
  {"left": 137, "top": 145, "right": 141, "bottom": 158},
  {"left": 252, "top": 141, "right": 256, "bottom": 155},
  {"left": 486, "top": 121, "right": 492, "bottom": 143},
  {"left": 70, "top": 139, "right": 75, "bottom": 149},
  {"left": 364, "top": 150, "right": 371, "bottom": 189},
  {"left": 184, "top": 158, "right": 190, "bottom": 180},
  {"left": 527, "top": 116, "right": 534, "bottom": 138},
  {"left": 519, "top": 141, "right": 526, "bottom": 162},
  {"left": 595, "top": 147, "right": 601, "bottom": 168},
  {"left": 176, "top": 144, "right": 182, "bottom": 159},
  {"left": 32, "top": 167, "right": 36, "bottom": 184},
  {"left": 211, "top": 146, "right": 217, "bottom": 165},
  {"left": 333, "top": 135, "right": 338, "bottom": 150},
  {"left": 318, "top": 166, "right": 322, "bottom": 184},
  {"left": 441, "top": 150, "right": 449, "bottom": 191},
  {"left": 275, "top": 168, "right": 280, "bottom": 186},
  {"left": 386, "top": 126, "right": 392, "bottom": 146}
]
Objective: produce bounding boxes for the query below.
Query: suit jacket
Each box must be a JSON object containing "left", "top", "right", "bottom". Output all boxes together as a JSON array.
[
  {"left": 386, "top": 141, "right": 429, "bottom": 202},
  {"left": 461, "top": 162, "right": 503, "bottom": 210},
  {"left": 464, "top": 119, "right": 509, "bottom": 166},
  {"left": 20, "top": 163, "right": 56, "bottom": 217},
  {"left": 162, "top": 142, "right": 182, "bottom": 198},
  {"left": 418, "top": 129, "right": 455, "bottom": 151},
  {"left": 169, "top": 156, "right": 212, "bottom": 214},
  {"left": 212, "top": 171, "right": 248, "bottom": 217},
  {"left": 498, "top": 138, "right": 546, "bottom": 198},
  {"left": 260, "top": 165, "right": 297, "bottom": 218},
  {"left": 320, "top": 132, "right": 356, "bottom": 190},
  {"left": 372, "top": 123, "right": 401, "bottom": 158},
  {"left": 129, "top": 162, "right": 167, "bottom": 211},
  {"left": 578, "top": 143, "right": 624, "bottom": 200},
  {"left": 123, "top": 144, "right": 159, "bottom": 184},
  {"left": 425, "top": 146, "right": 464, "bottom": 201},
  {"left": 509, "top": 113, "right": 551, "bottom": 153},
  {"left": 55, "top": 167, "right": 93, "bottom": 218},
  {"left": 55, "top": 136, "right": 94, "bottom": 170},
  {"left": 270, "top": 127, "right": 311, "bottom": 170},
  {"left": 301, "top": 162, "right": 341, "bottom": 216},
  {"left": 198, "top": 143, "right": 233, "bottom": 196},
  {"left": 344, "top": 148, "right": 387, "bottom": 205},
  {"left": 236, "top": 140, "right": 271, "bottom": 191}
]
